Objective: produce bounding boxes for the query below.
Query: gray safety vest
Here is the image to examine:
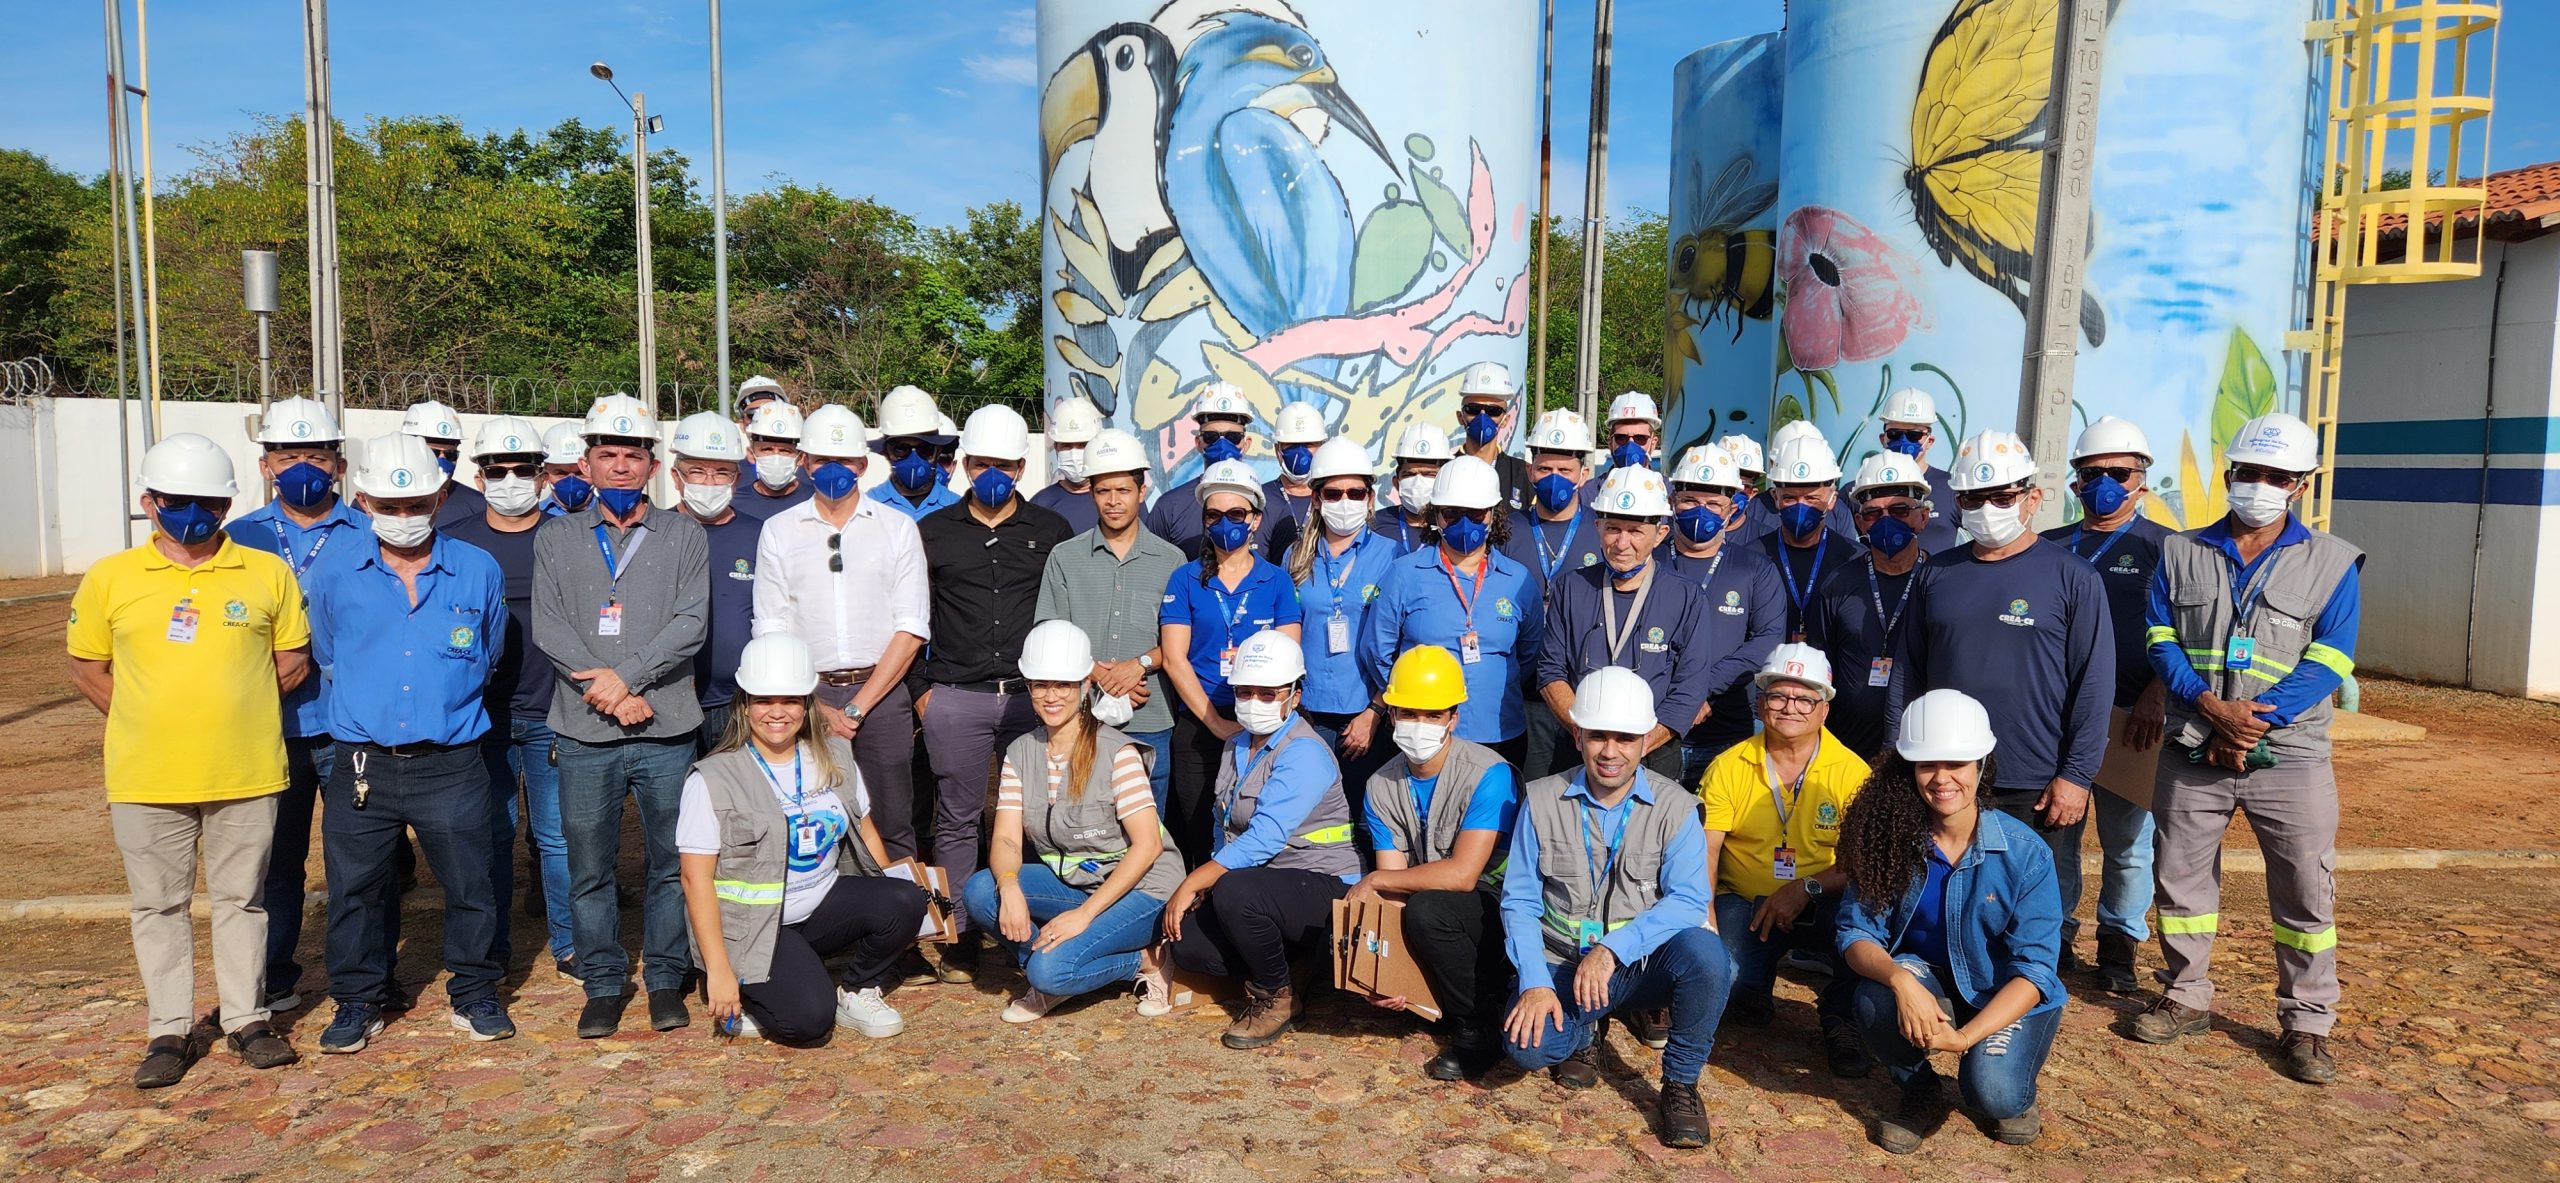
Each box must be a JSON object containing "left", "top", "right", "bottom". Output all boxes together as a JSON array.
[
  {"left": 2156, "top": 525, "right": 2364, "bottom": 761},
  {"left": 1519, "top": 768, "right": 1692, "bottom": 961},
  {"left": 1215, "top": 714, "right": 1361, "bottom": 878},
  {"left": 1001, "top": 725, "right": 1185, "bottom": 900},
  {"left": 1365, "top": 738, "right": 1511, "bottom": 887},
  {"left": 688, "top": 739, "right": 877, "bottom": 985}
]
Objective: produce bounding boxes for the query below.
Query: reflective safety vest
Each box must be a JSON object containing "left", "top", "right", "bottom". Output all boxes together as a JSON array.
[
  {"left": 1365, "top": 737, "right": 1512, "bottom": 887},
  {"left": 2151, "top": 527, "right": 2362, "bottom": 761},
  {"left": 691, "top": 738, "right": 878, "bottom": 984},
  {"left": 1215, "top": 714, "right": 1361, "bottom": 878},
  {"left": 1000, "top": 725, "right": 1185, "bottom": 900},
  {"left": 1520, "top": 768, "right": 1691, "bottom": 960}
]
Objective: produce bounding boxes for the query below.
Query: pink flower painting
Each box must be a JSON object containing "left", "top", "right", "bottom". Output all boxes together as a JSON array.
[{"left": 1776, "top": 205, "right": 1928, "bottom": 372}]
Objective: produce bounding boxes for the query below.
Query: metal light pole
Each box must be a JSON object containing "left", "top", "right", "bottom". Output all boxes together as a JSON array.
[
  {"left": 2015, "top": 0, "right": 2107, "bottom": 529},
  {"left": 1572, "top": 0, "right": 1616, "bottom": 425},
  {"left": 303, "top": 0, "right": 345, "bottom": 419},
  {"left": 592, "top": 62, "right": 662, "bottom": 414},
  {"left": 1530, "top": 0, "right": 1555, "bottom": 414},
  {"left": 242, "top": 250, "right": 280, "bottom": 408},
  {"left": 708, "top": 0, "right": 734, "bottom": 419}
]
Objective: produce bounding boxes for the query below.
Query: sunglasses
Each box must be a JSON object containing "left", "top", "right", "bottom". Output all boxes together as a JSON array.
[
  {"left": 154, "top": 495, "right": 229, "bottom": 512},
  {"left": 2230, "top": 464, "right": 2304, "bottom": 490},
  {"left": 828, "top": 532, "right": 844, "bottom": 573},
  {"left": 1763, "top": 693, "right": 1823, "bottom": 714},
  {"left": 1462, "top": 404, "right": 1506, "bottom": 419},
  {"left": 1202, "top": 507, "right": 1257, "bottom": 525},
  {"left": 883, "top": 441, "right": 954, "bottom": 463},
  {"left": 480, "top": 463, "right": 542, "bottom": 480},
  {"left": 1434, "top": 507, "right": 1491, "bottom": 525},
  {"left": 1198, "top": 431, "right": 1247, "bottom": 448},
  {"left": 1854, "top": 503, "right": 1923, "bottom": 523},
  {"left": 1319, "top": 486, "right": 1372, "bottom": 502},
  {"left": 1883, "top": 428, "right": 1928, "bottom": 444},
  {"left": 2075, "top": 466, "right": 2141, "bottom": 485},
  {"left": 1953, "top": 486, "right": 2031, "bottom": 509},
  {"left": 1610, "top": 433, "right": 1652, "bottom": 447}
]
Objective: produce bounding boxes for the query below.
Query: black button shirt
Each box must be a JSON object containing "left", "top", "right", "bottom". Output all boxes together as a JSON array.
[{"left": 917, "top": 496, "right": 1075, "bottom": 685}]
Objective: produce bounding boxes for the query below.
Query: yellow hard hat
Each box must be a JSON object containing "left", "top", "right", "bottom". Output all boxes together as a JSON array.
[{"left": 1382, "top": 645, "right": 1468, "bottom": 711}]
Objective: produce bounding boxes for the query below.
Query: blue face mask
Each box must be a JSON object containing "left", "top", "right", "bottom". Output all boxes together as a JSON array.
[
  {"left": 1200, "top": 434, "right": 1245, "bottom": 465},
  {"left": 1884, "top": 432, "right": 1926, "bottom": 459},
  {"left": 595, "top": 487, "right": 647, "bottom": 518},
  {"left": 155, "top": 500, "right": 221, "bottom": 545},
  {"left": 275, "top": 462, "right": 334, "bottom": 509},
  {"left": 435, "top": 454, "right": 459, "bottom": 477},
  {"left": 1609, "top": 441, "right": 1651, "bottom": 473},
  {"left": 810, "top": 461, "right": 858, "bottom": 500},
  {"left": 2078, "top": 473, "right": 2129, "bottom": 519},
  {"left": 1674, "top": 505, "right": 1727, "bottom": 544},
  {"left": 1606, "top": 553, "right": 1648, "bottom": 579},
  {"left": 891, "top": 449, "right": 940, "bottom": 491},
  {"left": 1865, "top": 513, "right": 1918, "bottom": 557},
  {"left": 1280, "top": 444, "right": 1314, "bottom": 478},
  {"left": 1780, "top": 501, "right": 1826, "bottom": 539},
  {"left": 1533, "top": 473, "right": 1577, "bottom": 513},
  {"left": 550, "top": 475, "right": 593, "bottom": 512},
  {"left": 1440, "top": 514, "right": 1489, "bottom": 555},
  {"left": 1206, "top": 516, "right": 1254, "bottom": 553},
  {"left": 971, "top": 466, "right": 1017, "bottom": 507},
  {"left": 1463, "top": 410, "right": 1500, "bottom": 448}
]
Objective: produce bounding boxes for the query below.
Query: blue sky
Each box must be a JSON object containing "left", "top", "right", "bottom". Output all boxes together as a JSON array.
[{"left": 5, "top": 1, "right": 2550, "bottom": 230}]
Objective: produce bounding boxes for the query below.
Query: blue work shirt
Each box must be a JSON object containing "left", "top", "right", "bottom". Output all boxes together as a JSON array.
[
  {"left": 1294, "top": 530, "right": 1404, "bottom": 715},
  {"left": 230, "top": 497, "right": 372, "bottom": 738},
  {"left": 1660, "top": 543, "right": 1787, "bottom": 750},
  {"left": 2145, "top": 514, "right": 2362, "bottom": 728},
  {"left": 694, "top": 512, "right": 765, "bottom": 709},
  {"left": 1214, "top": 716, "right": 1356, "bottom": 884},
  {"left": 1499, "top": 505, "right": 1604, "bottom": 601},
  {"left": 877, "top": 479, "right": 960, "bottom": 522},
  {"left": 1029, "top": 482, "right": 1099, "bottom": 535},
  {"left": 1373, "top": 512, "right": 1436, "bottom": 557},
  {"left": 2044, "top": 514, "right": 2172, "bottom": 709},
  {"left": 1837, "top": 808, "right": 2067, "bottom": 1020},
  {"left": 303, "top": 533, "right": 508, "bottom": 748},
  {"left": 1909, "top": 540, "right": 2115, "bottom": 793},
  {"left": 1500, "top": 770, "right": 1710, "bottom": 992},
  {"left": 1161, "top": 556, "right": 1303, "bottom": 709},
  {"left": 1806, "top": 554, "right": 1925, "bottom": 760},
  {"left": 1761, "top": 529, "right": 1861, "bottom": 640},
  {"left": 1365, "top": 546, "right": 1544, "bottom": 743},
  {"left": 1364, "top": 763, "right": 1520, "bottom": 856},
  {"left": 1144, "top": 476, "right": 1208, "bottom": 557},
  {"left": 1534, "top": 561, "right": 1715, "bottom": 734},
  {"left": 730, "top": 475, "right": 814, "bottom": 522},
  {"left": 440, "top": 513, "right": 552, "bottom": 724}
]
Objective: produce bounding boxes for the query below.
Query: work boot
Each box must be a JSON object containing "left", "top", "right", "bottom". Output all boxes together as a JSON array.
[
  {"left": 1654, "top": 1078, "right": 1712, "bottom": 1149},
  {"left": 1987, "top": 1110, "right": 2043, "bottom": 1145},
  {"left": 1550, "top": 1041, "right": 1600, "bottom": 1090},
  {"left": 133, "top": 1034, "right": 199, "bottom": 1089},
  {"left": 1220, "top": 982, "right": 1297, "bottom": 1050},
  {"left": 226, "top": 1021, "right": 300, "bottom": 1069},
  {"left": 576, "top": 993, "right": 630, "bottom": 1040},
  {"left": 1875, "top": 1068, "right": 1944, "bottom": 1155},
  {"left": 2054, "top": 941, "right": 2088, "bottom": 977},
  {"left": 1424, "top": 1026, "right": 1504, "bottom": 1082},
  {"left": 1820, "top": 1017, "right": 1873, "bottom": 1078},
  {"left": 648, "top": 987, "right": 691, "bottom": 1032},
  {"left": 2278, "top": 1030, "right": 2337, "bottom": 1085},
  {"left": 1624, "top": 1007, "right": 1671, "bottom": 1050},
  {"left": 895, "top": 949, "right": 938, "bottom": 988},
  {"left": 2130, "top": 996, "right": 2213, "bottom": 1044},
  {"left": 1724, "top": 991, "right": 1775, "bottom": 1028},
  {"left": 2093, "top": 932, "right": 2141, "bottom": 995},
  {"left": 935, "top": 934, "right": 981, "bottom": 985}
]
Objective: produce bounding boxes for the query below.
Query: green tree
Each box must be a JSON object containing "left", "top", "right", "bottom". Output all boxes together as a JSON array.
[
  {"left": 0, "top": 150, "right": 103, "bottom": 360},
  {"left": 1530, "top": 210, "right": 1671, "bottom": 413}
]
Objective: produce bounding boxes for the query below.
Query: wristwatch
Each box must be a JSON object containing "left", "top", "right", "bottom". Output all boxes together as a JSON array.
[
  {"left": 846, "top": 702, "right": 869, "bottom": 723},
  {"left": 1139, "top": 653, "right": 1158, "bottom": 671},
  {"left": 1800, "top": 876, "right": 1825, "bottom": 898}
]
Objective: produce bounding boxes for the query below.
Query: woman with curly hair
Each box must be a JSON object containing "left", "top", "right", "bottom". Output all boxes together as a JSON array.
[{"left": 1834, "top": 690, "right": 2066, "bottom": 1155}]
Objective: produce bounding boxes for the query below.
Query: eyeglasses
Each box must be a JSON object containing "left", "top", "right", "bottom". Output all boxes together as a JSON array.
[
  {"left": 2230, "top": 464, "right": 2303, "bottom": 489},
  {"left": 2075, "top": 466, "right": 2140, "bottom": 485},
  {"left": 1953, "top": 485, "right": 2031, "bottom": 509},
  {"left": 827, "top": 532, "right": 844, "bottom": 573},
  {"left": 1610, "top": 433, "right": 1652, "bottom": 447},
  {"left": 481, "top": 463, "right": 542, "bottom": 480},
  {"left": 1202, "top": 507, "right": 1257, "bottom": 525},
  {"left": 1854, "top": 503, "right": 1923, "bottom": 523},
  {"left": 1319, "top": 486, "right": 1372, "bottom": 502},
  {"left": 1762, "top": 693, "right": 1824, "bottom": 714},
  {"left": 1232, "top": 685, "right": 1293, "bottom": 703},
  {"left": 1883, "top": 428, "right": 1927, "bottom": 444}
]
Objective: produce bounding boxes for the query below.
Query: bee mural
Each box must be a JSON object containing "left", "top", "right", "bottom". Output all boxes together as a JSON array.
[{"left": 1670, "top": 157, "right": 1779, "bottom": 342}]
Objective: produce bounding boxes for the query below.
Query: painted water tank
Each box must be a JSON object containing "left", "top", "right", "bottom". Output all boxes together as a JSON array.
[{"left": 1663, "top": 32, "right": 1786, "bottom": 461}]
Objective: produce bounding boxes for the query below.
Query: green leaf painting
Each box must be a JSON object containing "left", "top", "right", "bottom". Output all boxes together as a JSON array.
[
  {"left": 1411, "top": 164, "right": 1473, "bottom": 264},
  {"left": 2212, "top": 326, "right": 2277, "bottom": 451},
  {"left": 1349, "top": 201, "right": 1435, "bottom": 313}
]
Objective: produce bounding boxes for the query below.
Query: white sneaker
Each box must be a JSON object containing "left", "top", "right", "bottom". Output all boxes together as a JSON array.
[
  {"left": 836, "top": 986, "right": 905, "bottom": 1038},
  {"left": 1134, "top": 969, "right": 1173, "bottom": 1018},
  {"left": 1002, "top": 987, "right": 1064, "bottom": 1024}
]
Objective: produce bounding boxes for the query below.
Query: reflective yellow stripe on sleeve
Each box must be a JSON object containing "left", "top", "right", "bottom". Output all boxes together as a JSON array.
[
  {"left": 2159, "top": 912, "right": 2219, "bottom": 935},
  {"left": 1301, "top": 824, "right": 1355, "bottom": 846},
  {"left": 713, "top": 879, "right": 785, "bottom": 906},
  {"left": 2303, "top": 643, "right": 2355, "bottom": 678},
  {"left": 2146, "top": 626, "right": 2180, "bottom": 645},
  {"left": 2271, "top": 922, "right": 2338, "bottom": 954}
]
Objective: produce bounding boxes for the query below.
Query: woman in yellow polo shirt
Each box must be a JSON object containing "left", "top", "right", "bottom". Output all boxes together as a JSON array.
[{"left": 1700, "top": 643, "right": 1871, "bottom": 1078}]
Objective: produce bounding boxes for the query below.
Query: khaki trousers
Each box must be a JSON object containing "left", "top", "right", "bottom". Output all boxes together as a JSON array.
[
  {"left": 111, "top": 795, "right": 279, "bottom": 1038},
  {"left": 2151, "top": 754, "right": 2340, "bottom": 1035}
]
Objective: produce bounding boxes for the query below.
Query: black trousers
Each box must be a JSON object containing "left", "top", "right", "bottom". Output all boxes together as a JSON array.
[
  {"left": 738, "top": 874, "right": 927, "bottom": 1045},
  {"left": 1401, "top": 885, "right": 1511, "bottom": 1030},
  {"left": 1168, "top": 704, "right": 1235, "bottom": 870},
  {"left": 1171, "top": 866, "right": 1348, "bottom": 992}
]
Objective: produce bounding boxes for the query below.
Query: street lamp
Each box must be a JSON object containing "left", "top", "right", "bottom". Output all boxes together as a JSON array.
[{"left": 591, "top": 60, "right": 663, "bottom": 410}]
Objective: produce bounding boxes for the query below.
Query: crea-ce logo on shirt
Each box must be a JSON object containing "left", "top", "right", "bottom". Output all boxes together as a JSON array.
[{"left": 1998, "top": 597, "right": 2037, "bottom": 628}]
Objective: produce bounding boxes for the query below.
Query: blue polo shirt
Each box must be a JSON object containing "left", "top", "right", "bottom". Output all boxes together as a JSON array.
[
  {"left": 230, "top": 497, "right": 373, "bottom": 738},
  {"left": 695, "top": 512, "right": 765, "bottom": 709},
  {"left": 440, "top": 513, "right": 552, "bottom": 724},
  {"left": 1660, "top": 543, "right": 1787, "bottom": 751},
  {"left": 1294, "top": 530, "right": 1404, "bottom": 715},
  {"left": 1500, "top": 505, "right": 1604, "bottom": 601},
  {"left": 1162, "top": 556, "right": 1303, "bottom": 709},
  {"left": 1911, "top": 540, "right": 2115, "bottom": 794},
  {"left": 302, "top": 533, "right": 509, "bottom": 748},
  {"left": 1030, "top": 482, "right": 1099, "bottom": 535},
  {"left": 876, "top": 479, "right": 959, "bottom": 522},
  {"left": 1364, "top": 546, "right": 1543, "bottom": 743},
  {"left": 1364, "top": 763, "right": 1520, "bottom": 857},
  {"left": 1373, "top": 512, "right": 1435, "bottom": 557},
  {"left": 1534, "top": 561, "right": 1715, "bottom": 734}
]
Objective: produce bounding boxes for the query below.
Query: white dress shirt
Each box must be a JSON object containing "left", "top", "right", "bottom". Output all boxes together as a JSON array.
[{"left": 751, "top": 494, "right": 931, "bottom": 671}]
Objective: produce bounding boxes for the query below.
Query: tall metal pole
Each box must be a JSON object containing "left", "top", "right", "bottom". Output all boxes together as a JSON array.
[
  {"left": 1572, "top": 0, "right": 1615, "bottom": 426},
  {"left": 1530, "top": 0, "right": 1555, "bottom": 415},
  {"left": 633, "top": 91, "right": 659, "bottom": 413},
  {"left": 303, "top": 0, "right": 344, "bottom": 419},
  {"left": 103, "top": 0, "right": 155, "bottom": 449},
  {"left": 709, "top": 0, "right": 734, "bottom": 419},
  {"left": 133, "top": 0, "right": 165, "bottom": 437},
  {"left": 101, "top": 0, "right": 138, "bottom": 543},
  {"left": 2014, "top": 0, "right": 2107, "bottom": 529}
]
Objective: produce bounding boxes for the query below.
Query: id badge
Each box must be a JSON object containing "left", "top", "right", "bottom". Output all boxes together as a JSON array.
[
  {"left": 1576, "top": 918, "right": 1603, "bottom": 951},
  {"left": 166, "top": 599, "right": 200, "bottom": 644},
  {"left": 1219, "top": 647, "right": 1236, "bottom": 678},
  {"left": 1868, "top": 657, "right": 1893, "bottom": 688},
  {"left": 1326, "top": 611, "right": 1351, "bottom": 655},
  {"left": 1772, "top": 845, "right": 1798, "bottom": 882},
  {"left": 597, "top": 602, "right": 624, "bottom": 637},
  {"left": 792, "top": 820, "right": 824, "bottom": 857},
  {"left": 1460, "top": 630, "right": 1482, "bottom": 665},
  {"left": 2226, "top": 636, "right": 2255, "bottom": 671}
]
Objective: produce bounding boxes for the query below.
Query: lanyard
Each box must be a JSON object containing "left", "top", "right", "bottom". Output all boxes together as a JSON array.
[
  {"left": 1207, "top": 570, "right": 1257, "bottom": 647},
  {"left": 1316, "top": 534, "right": 1361, "bottom": 598},
  {"left": 1532, "top": 509, "right": 1583, "bottom": 583},
  {"left": 752, "top": 746, "right": 806, "bottom": 809},
  {"left": 2069, "top": 517, "right": 2142, "bottom": 569},
  {"left": 1392, "top": 515, "right": 1421, "bottom": 550},
  {"left": 1685, "top": 548, "right": 1727, "bottom": 591},
  {"left": 592, "top": 523, "right": 650, "bottom": 603},
  {"left": 1598, "top": 563, "right": 1657, "bottom": 665},
  {"left": 1864, "top": 556, "right": 1917, "bottom": 644},
  {"left": 1575, "top": 772, "right": 1630, "bottom": 919},
  {"left": 1777, "top": 531, "right": 1828, "bottom": 617},
  {"left": 271, "top": 519, "right": 332, "bottom": 577},
  {"left": 1215, "top": 720, "right": 1292, "bottom": 849},
  {"left": 2232, "top": 544, "right": 2283, "bottom": 625},
  {"left": 1439, "top": 550, "right": 1489, "bottom": 632},
  {"left": 1762, "top": 736, "right": 1817, "bottom": 830}
]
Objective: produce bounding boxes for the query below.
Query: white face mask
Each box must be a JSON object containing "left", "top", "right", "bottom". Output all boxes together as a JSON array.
[
  {"left": 1960, "top": 501, "right": 2027, "bottom": 548},
  {"left": 682, "top": 479, "right": 735, "bottom": 519},
  {"left": 1392, "top": 718, "right": 1449, "bottom": 764},
  {"left": 1233, "top": 697, "right": 1290, "bottom": 736},
  {"left": 484, "top": 476, "right": 540, "bottom": 517},
  {"left": 2226, "top": 481, "right": 2292, "bottom": 528},
  {"left": 1397, "top": 474, "right": 1434, "bottom": 514},
  {"left": 372, "top": 511, "right": 433, "bottom": 549},
  {"left": 753, "top": 453, "right": 799, "bottom": 490},
  {"left": 1320, "top": 497, "right": 1370, "bottom": 537},
  {"left": 1091, "top": 692, "right": 1135, "bottom": 727},
  {"left": 1052, "top": 447, "right": 1088, "bottom": 484}
]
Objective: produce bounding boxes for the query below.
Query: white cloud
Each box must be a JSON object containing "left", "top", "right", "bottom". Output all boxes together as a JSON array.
[
  {"left": 998, "top": 8, "right": 1035, "bottom": 47},
  {"left": 963, "top": 54, "right": 1035, "bottom": 86}
]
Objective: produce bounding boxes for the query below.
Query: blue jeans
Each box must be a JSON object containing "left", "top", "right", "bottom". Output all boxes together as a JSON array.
[
  {"left": 1506, "top": 927, "right": 1735, "bottom": 1085},
  {"left": 262, "top": 735, "right": 335, "bottom": 996},
  {"left": 960, "top": 864, "right": 1165, "bottom": 998},
  {"left": 491, "top": 717, "right": 572, "bottom": 963},
  {"left": 1994, "top": 798, "right": 2090, "bottom": 945},
  {"left": 2093, "top": 788, "right": 2156, "bottom": 942},
  {"left": 1124, "top": 727, "right": 1174, "bottom": 816},
  {"left": 1714, "top": 892, "right": 1853, "bottom": 1023},
  {"left": 556, "top": 734, "right": 695, "bottom": 997},
  {"left": 1852, "top": 955, "right": 2061, "bottom": 1119},
  {"left": 322, "top": 742, "right": 505, "bottom": 1008}
]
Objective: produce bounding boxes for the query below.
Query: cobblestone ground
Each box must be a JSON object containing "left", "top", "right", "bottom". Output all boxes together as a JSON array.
[{"left": 2, "top": 868, "right": 2555, "bottom": 1182}]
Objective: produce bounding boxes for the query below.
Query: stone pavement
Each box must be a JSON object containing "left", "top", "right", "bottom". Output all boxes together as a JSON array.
[{"left": 2, "top": 868, "right": 2555, "bottom": 1182}]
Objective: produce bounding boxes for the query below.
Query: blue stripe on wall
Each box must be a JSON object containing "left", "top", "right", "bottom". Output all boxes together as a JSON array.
[
  {"left": 2334, "top": 417, "right": 2560, "bottom": 457},
  {"left": 2334, "top": 465, "right": 2560, "bottom": 506}
]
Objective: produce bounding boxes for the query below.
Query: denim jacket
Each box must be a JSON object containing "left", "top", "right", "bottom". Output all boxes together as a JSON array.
[{"left": 1835, "top": 809, "right": 2067, "bottom": 1019}]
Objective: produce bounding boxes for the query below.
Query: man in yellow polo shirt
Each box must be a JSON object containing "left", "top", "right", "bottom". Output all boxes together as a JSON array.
[
  {"left": 1701, "top": 643, "right": 1872, "bottom": 1078},
  {"left": 67, "top": 435, "right": 312, "bottom": 1089}
]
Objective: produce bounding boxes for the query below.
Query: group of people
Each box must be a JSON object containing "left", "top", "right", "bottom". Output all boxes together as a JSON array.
[{"left": 72, "top": 362, "right": 2362, "bottom": 1154}]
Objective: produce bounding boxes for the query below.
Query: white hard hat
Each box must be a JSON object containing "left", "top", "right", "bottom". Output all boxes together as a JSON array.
[
  {"left": 350, "top": 432, "right": 449, "bottom": 499},
  {"left": 1605, "top": 390, "right": 1662, "bottom": 428},
  {"left": 936, "top": 412, "right": 961, "bottom": 438},
  {"left": 1083, "top": 429, "right": 1150, "bottom": 478},
  {"left": 1768, "top": 434, "right": 1843, "bottom": 485},
  {"left": 1896, "top": 689, "right": 1998, "bottom": 763},
  {"left": 1880, "top": 388, "right": 1937, "bottom": 427},
  {"left": 734, "top": 633, "right": 819, "bottom": 697},
  {"left": 1850, "top": 452, "right": 1931, "bottom": 501},
  {"left": 542, "top": 422, "right": 586, "bottom": 467},
  {"left": 1197, "top": 458, "right": 1266, "bottom": 510},
  {"left": 139, "top": 433, "right": 239, "bottom": 498},
  {"left": 1569, "top": 665, "right": 1659, "bottom": 736},
  {"left": 1717, "top": 433, "right": 1766, "bottom": 475},
  {"left": 1305, "top": 437, "right": 1375, "bottom": 484},
  {"left": 1949, "top": 430, "right": 2038, "bottom": 491},
  {"left": 1670, "top": 445, "right": 1744, "bottom": 491},
  {"left": 1593, "top": 466, "right": 1673, "bottom": 519},
  {"left": 873, "top": 385, "right": 948, "bottom": 441},
  {"left": 1273, "top": 401, "right": 1329, "bottom": 445},
  {"left": 399, "top": 399, "right": 464, "bottom": 442},
  {"left": 255, "top": 396, "right": 343, "bottom": 445},
  {"left": 1770, "top": 419, "right": 1827, "bottom": 453},
  {"left": 1526, "top": 409, "right": 1596, "bottom": 454},
  {"left": 672, "top": 412, "right": 747, "bottom": 462},
  {"left": 1754, "top": 643, "right": 1836, "bottom": 701},
  {"left": 1228, "top": 629, "right": 1305, "bottom": 687},
  {"left": 1017, "top": 619, "right": 1097, "bottom": 682},
  {"left": 1457, "top": 361, "right": 1516, "bottom": 399},
  {"left": 1047, "top": 396, "right": 1105, "bottom": 445},
  {"left": 799, "top": 405, "right": 870, "bottom": 460},
  {"left": 960, "top": 404, "right": 1032, "bottom": 461},
  {"left": 737, "top": 374, "right": 787, "bottom": 402},
  {"left": 2226, "top": 412, "right": 2319, "bottom": 473},
  {"left": 746, "top": 401, "right": 805, "bottom": 443},
  {"left": 582, "top": 393, "right": 658, "bottom": 444},
  {"left": 1191, "top": 382, "right": 1254, "bottom": 424},
  {"left": 470, "top": 415, "right": 544, "bottom": 460},
  {"left": 2070, "top": 415, "right": 2154, "bottom": 468},
  {"left": 1430, "top": 455, "right": 1502, "bottom": 511},
  {"left": 1392, "top": 421, "right": 1454, "bottom": 463}
]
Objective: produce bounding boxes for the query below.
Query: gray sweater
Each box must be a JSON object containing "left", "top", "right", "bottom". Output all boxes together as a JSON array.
[{"left": 532, "top": 503, "right": 711, "bottom": 742}]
